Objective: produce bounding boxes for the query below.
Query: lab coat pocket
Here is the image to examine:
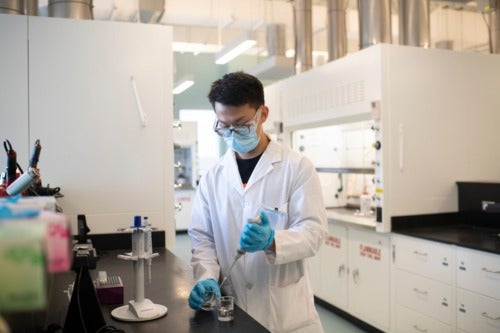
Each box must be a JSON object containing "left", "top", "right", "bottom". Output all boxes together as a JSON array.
[
  {"left": 269, "top": 275, "right": 314, "bottom": 333},
  {"left": 261, "top": 202, "right": 288, "bottom": 230}
]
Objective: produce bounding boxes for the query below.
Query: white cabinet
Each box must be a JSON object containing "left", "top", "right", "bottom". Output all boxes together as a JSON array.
[
  {"left": 0, "top": 15, "right": 175, "bottom": 247},
  {"left": 456, "top": 247, "right": 500, "bottom": 333},
  {"left": 311, "top": 222, "right": 390, "bottom": 331},
  {"left": 0, "top": 14, "right": 29, "bottom": 171},
  {"left": 393, "top": 235, "right": 500, "bottom": 333},
  {"left": 392, "top": 234, "right": 455, "bottom": 332}
]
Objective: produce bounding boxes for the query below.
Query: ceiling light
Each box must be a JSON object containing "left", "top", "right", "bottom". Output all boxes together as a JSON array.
[
  {"left": 215, "top": 32, "right": 257, "bottom": 65},
  {"left": 173, "top": 76, "right": 195, "bottom": 95}
]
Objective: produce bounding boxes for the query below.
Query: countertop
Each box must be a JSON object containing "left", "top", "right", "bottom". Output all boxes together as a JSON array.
[
  {"left": 6, "top": 248, "right": 269, "bottom": 333},
  {"left": 392, "top": 212, "right": 500, "bottom": 255}
]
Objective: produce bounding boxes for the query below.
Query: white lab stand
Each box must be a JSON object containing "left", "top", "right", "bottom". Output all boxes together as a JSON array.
[{"left": 111, "top": 222, "right": 167, "bottom": 322}]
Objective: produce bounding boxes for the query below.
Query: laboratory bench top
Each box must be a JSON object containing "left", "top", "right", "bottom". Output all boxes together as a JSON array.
[
  {"left": 392, "top": 212, "right": 500, "bottom": 255},
  {"left": 6, "top": 248, "right": 269, "bottom": 333}
]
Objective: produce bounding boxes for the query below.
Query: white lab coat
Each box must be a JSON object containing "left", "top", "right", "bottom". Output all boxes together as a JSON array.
[{"left": 189, "top": 139, "right": 327, "bottom": 333}]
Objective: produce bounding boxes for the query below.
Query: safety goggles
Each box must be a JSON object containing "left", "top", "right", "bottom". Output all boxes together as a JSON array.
[{"left": 213, "top": 108, "right": 261, "bottom": 138}]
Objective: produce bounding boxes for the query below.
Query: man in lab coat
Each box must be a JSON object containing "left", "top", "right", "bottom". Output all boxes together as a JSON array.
[{"left": 188, "top": 72, "right": 327, "bottom": 333}]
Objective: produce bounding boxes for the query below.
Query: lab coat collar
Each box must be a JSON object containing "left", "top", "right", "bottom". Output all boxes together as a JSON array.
[
  {"left": 218, "top": 138, "right": 282, "bottom": 194},
  {"left": 244, "top": 139, "right": 282, "bottom": 192}
]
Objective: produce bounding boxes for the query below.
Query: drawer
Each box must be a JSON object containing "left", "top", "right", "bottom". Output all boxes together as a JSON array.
[
  {"left": 457, "top": 247, "right": 500, "bottom": 299},
  {"left": 393, "top": 234, "right": 454, "bottom": 284},
  {"left": 395, "top": 269, "right": 454, "bottom": 324},
  {"left": 396, "top": 305, "right": 452, "bottom": 333},
  {"left": 457, "top": 288, "right": 500, "bottom": 333}
]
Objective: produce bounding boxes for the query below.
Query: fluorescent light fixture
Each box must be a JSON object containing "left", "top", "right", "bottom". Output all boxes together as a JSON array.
[
  {"left": 215, "top": 32, "right": 257, "bottom": 65},
  {"left": 173, "top": 76, "right": 194, "bottom": 95}
]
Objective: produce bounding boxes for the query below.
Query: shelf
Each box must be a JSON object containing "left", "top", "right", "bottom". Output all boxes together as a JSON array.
[{"left": 315, "top": 167, "right": 375, "bottom": 175}]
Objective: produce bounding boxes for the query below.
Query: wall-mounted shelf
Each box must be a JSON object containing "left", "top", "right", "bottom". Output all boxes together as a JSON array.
[{"left": 315, "top": 167, "right": 375, "bottom": 175}]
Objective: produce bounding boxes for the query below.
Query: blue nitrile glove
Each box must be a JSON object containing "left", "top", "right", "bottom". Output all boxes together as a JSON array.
[
  {"left": 188, "top": 278, "right": 221, "bottom": 310},
  {"left": 239, "top": 211, "right": 275, "bottom": 253}
]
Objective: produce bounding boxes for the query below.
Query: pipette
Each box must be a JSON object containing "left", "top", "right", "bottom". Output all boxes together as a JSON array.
[{"left": 219, "top": 215, "right": 261, "bottom": 289}]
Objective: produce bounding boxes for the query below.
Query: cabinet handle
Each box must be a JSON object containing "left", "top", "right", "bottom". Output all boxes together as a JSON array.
[
  {"left": 338, "top": 264, "right": 345, "bottom": 277},
  {"left": 481, "top": 267, "right": 500, "bottom": 274},
  {"left": 482, "top": 312, "right": 500, "bottom": 320},
  {"left": 413, "top": 250, "right": 428, "bottom": 257},
  {"left": 412, "top": 287, "right": 428, "bottom": 295},
  {"left": 412, "top": 324, "right": 428, "bottom": 332},
  {"left": 352, "top": 268, "right": 359, "bottom": 284},
  {"left": 130, "top": 76, "right": 147, "bottom": 127}
]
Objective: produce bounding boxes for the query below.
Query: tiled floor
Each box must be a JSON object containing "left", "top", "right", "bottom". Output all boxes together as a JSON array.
[{"left": 172, "top": 233, "right": 368, "bottom": 333}]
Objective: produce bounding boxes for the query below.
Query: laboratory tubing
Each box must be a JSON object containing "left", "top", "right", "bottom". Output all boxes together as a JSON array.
[{"left": 219, "top": 215, "right": 262, "bottom": 289}]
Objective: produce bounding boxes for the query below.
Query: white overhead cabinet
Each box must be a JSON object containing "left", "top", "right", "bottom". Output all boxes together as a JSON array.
[{"left": 0, "top": 14, "right": 174, "bottom": 246}]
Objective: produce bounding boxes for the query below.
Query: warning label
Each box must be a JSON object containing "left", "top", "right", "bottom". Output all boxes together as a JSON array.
[
  {"left": 325, "top": 235, "right": 341, "bottom": 248},
  {"left": 359, "top": 244, "right": 381, "bottom": 261}
]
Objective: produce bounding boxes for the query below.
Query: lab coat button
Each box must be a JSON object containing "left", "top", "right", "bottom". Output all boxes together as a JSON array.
[{"left": 246, "top": 283, "right": 253, "bottom": 289}]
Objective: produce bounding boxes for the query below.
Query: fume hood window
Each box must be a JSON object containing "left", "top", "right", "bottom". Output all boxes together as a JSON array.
[{"left": 291, "top": 120, "right": 375, "bottom": 210}]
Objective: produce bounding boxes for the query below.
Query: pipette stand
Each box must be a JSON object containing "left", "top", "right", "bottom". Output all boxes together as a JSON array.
[{"left": 111, "top": 224, "right": 167, "bottom": 322}]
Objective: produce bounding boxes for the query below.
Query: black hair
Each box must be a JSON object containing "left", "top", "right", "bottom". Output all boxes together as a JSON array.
[{"left": 207, "top": 71, "right": 264, "bottom": 110}]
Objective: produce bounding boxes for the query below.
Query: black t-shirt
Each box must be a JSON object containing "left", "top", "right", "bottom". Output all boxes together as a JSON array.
[{"left": 236, "top": 153, "right": 263, "bottom": 187}]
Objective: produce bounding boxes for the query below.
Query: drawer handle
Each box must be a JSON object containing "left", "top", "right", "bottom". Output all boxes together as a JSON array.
[
  {"left": 413, "top": 324, "right": 428, "bottom": 332},
  {"left": 482, "top": 312, "right": 500, "bottom": 320},
  {"left": 412, "top": 288, "right": 428, "bottom": 295},
  {"left": 413, "top": 250, "right": 428, "bottom": 256},
  {"left": 482, "top": 267, "right": 500, "bottom": 274}
]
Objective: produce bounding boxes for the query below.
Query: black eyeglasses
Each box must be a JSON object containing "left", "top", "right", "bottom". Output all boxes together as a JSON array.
[{"left": 213, "top": 108, "right": 261, "bottom": 138}]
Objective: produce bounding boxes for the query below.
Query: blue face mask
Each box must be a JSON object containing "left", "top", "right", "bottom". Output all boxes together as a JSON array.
[{"left": 223, "top": 128, "right": 260, "bottom": 154}]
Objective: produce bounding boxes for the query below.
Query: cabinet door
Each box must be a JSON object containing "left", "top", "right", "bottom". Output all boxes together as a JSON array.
[
  {"left": 457, "top": 247, "right": 500, "bottom": 299},
  {"left": 395, "top": 305, "right": 452, "bottom": 333},
  {"left": 395, "top": 269, "right": 454, "bottom": 324},
  {"left": 0, "top": 14, "right": 29, "bottom": 170},
  {"left": 457, "top": 288, "right": 500, "bottom": 333},
  {"left": 321, "top": 223, "right": 348, "bottom": 308},
  {"left": 348, "top": 227, "right": 390, "bottom": 330},
  {"left": 393, "top": 234, "right": 454, "bottom": 284},
  {"left": 27, "top": 17, "right": 173, "bottom": 237}
]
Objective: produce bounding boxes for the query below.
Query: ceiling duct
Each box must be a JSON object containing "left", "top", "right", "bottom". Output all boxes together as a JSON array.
[
  {"left": 0, "top": 0, "right": 23, "bottom": 14},
  {"left": 247, "top": 23, "right": 294, "bottom": 81},
  {"left": 139, "top": 0, "right": 165, "bottom": 24},
  {"left": 398, "top": 0, "right": 430, "bottom": 47},
  {"left": 26, "top": 0, "right": 37, "bottom": 15},
  {"left": 48, "top": 0, "right": 93, "bottom": 20},
  {"left": 492, "top": 4, "right": 500, "bottom": 53},
  {"left": 266, "top": 23, "right": 286, "bottom": 57},
  {"left": 327, "top": 0, "right": 347, "bottom": 61},
  {"left": 293, "top": 0, "right": 313, "bottom": 74},
  {"left": 358, "top": 0, "right": 392, "bottom": 49},
  {"left": 0, "top": 0, "right": 37, "bottom": 15}
]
